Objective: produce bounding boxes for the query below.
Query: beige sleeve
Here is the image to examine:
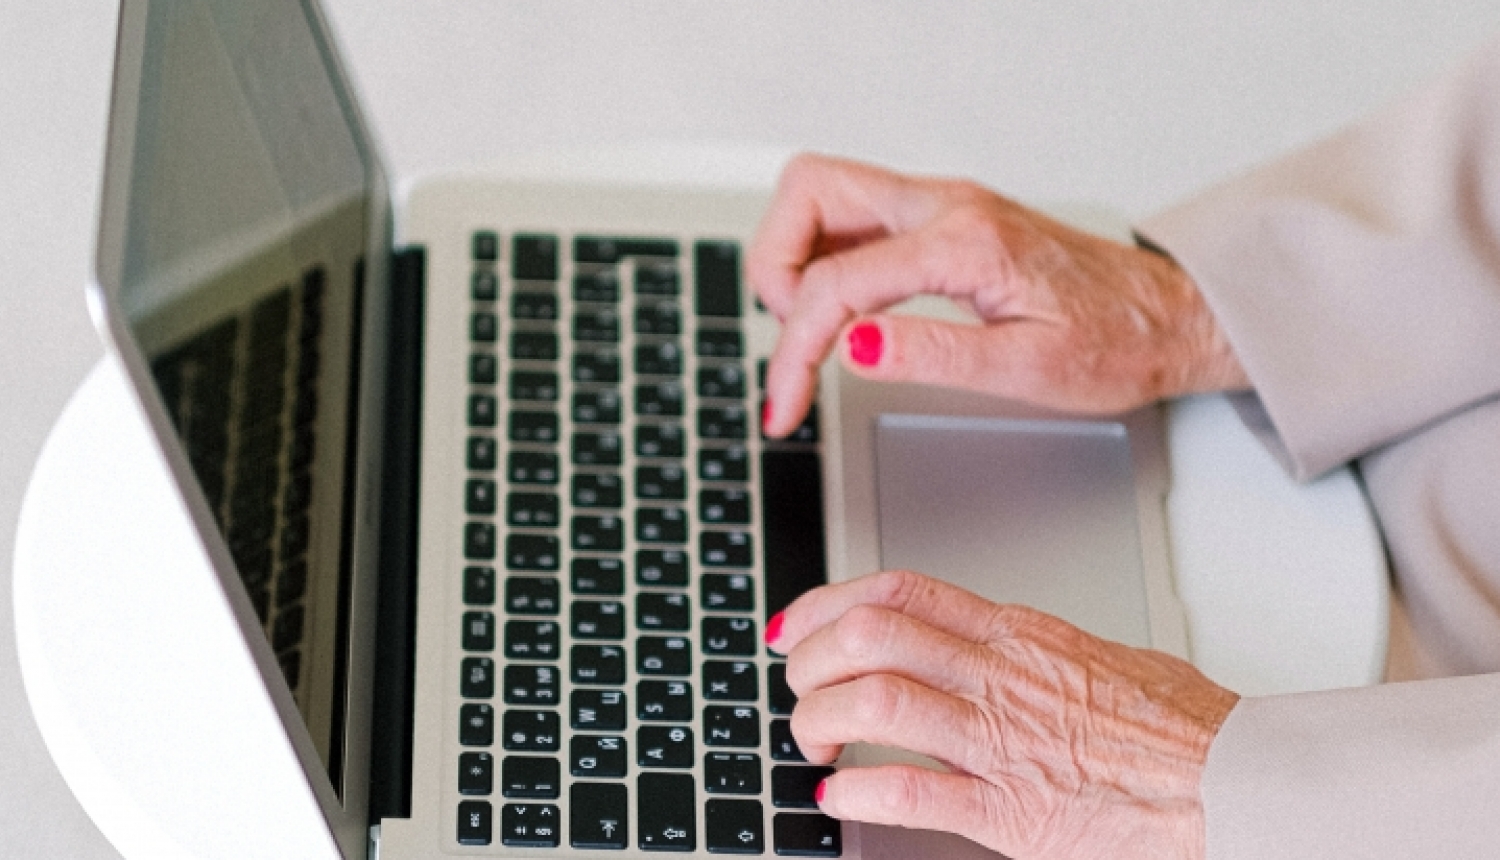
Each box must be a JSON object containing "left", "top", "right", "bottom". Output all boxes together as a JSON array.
[{"left": 1136, "top": 36, "right": 1500, "bottom": 860}]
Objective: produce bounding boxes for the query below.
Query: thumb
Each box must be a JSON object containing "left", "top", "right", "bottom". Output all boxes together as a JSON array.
[{"left": 842, "top": 314, "right": 1032, "bottom": 397}]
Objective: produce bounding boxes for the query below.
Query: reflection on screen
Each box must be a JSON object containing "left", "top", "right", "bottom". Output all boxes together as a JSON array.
[{"left": 117, "top": 0, "right": 371, "bottom": 798}]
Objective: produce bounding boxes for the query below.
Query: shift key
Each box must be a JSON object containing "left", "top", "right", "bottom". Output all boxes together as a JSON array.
[{"left": 638, "top": 772, "right": 696, "bottom": 851}]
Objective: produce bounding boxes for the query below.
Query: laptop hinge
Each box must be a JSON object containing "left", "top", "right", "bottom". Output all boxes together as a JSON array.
[{"left": 368, "top": 246, "right": 425, "bottom": 823}]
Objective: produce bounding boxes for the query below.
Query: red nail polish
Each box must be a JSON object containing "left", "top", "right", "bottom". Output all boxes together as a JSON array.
[
  {"left": 847, "top": 322, "right": 883, "bottom": 367},
  {"left": 815, "top": 778, "right": 828, "bottom": 804},
  {"left": 765, "top": 611, "right": 785, "bottom": 646},
  {"left": 762, "top": 399, "right": 774, "bottom": 431}
]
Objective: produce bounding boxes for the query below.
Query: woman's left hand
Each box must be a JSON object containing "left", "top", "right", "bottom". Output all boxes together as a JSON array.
[{"left": 768, "top": 569, "right": 1239, "bottom": 860}]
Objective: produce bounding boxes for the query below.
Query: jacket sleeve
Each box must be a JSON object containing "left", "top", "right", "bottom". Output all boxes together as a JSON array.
[
  {"left": 1136, "top": 37, "right": 1500, "bottom": 860},
  {"left": 1137, "top": 37, "right": 1500, "bottom": 483}
]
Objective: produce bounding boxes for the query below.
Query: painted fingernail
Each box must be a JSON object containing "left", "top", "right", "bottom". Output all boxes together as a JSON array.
[
  {"left": 815, "top": 778, "right": 828, "bottom": 804},
  {"left": 847, "top": 322, "right": 883, "bottom": 367},
  {"left": 765, "top": 611, "right": 785, "bottom": 646},
  {"left": 762, "top": 399, "right": 774, "bottom": 432}
]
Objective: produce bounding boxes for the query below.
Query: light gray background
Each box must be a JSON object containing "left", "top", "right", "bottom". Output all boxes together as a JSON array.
[{"left": 4, "top": 2, "right": 1499, "bottom": 856}]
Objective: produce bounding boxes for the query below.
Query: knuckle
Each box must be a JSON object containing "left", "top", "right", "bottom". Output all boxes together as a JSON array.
[
  {"left": 850, "top": 674, "right": 909, "bottom": 728},
  {"left": 873, "top": 768, "right": 930, "bottom": 818},
  {"left": 832, "top": 604, "right": 899, "bottom": 661}
]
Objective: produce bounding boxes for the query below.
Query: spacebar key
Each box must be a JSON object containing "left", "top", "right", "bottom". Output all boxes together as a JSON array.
[{"left": 760, "top": 451, "right": 828, "bottom": 622}]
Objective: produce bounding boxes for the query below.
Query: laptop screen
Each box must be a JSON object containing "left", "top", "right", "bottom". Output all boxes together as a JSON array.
[{"left": 104, "top": 0, "right": 376, "bottom": 799}]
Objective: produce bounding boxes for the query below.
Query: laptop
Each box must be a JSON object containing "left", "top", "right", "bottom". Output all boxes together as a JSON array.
[{"left": 83, "top": 0, "right": 1185, "bottom": 857}]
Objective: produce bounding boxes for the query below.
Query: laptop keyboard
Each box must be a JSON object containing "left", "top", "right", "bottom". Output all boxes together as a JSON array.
[
  {"left": 149, "top": 269, "right": 327, "bottom": 694},
  {"left": 455, "top": 230, "right": 838, "bottom": 855}
]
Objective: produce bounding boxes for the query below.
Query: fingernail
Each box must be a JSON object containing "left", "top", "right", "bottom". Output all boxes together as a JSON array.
[
  {"left": 847, "top": 322, "right": 883, "bottom": 367},
  {"left": 815, "top": 778, "right": 828, "bottom": 804},
  {"left": 762, "top": 399, "right": 774, "bottom": 432},
  {"left": 765, "top": 611, "right": 785, "bottom": 646}
]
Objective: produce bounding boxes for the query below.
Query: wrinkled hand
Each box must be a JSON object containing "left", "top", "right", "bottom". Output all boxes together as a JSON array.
[
  {"left": 749, "top": 154, "right": 1248, "bottom": 437},
  {"left": 769, "top": 570, "right": 1239, "bottom": 860}
]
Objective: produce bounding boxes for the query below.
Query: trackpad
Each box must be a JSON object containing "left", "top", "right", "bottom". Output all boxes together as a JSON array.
[{"left": 874, "top": 414, "right": 1151, "bottom": 648}]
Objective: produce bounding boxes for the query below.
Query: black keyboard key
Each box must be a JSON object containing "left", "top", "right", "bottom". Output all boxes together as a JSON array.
[
  {"left": 505, "top": 620, "right": 560, "bottom": 660},
  {"left": 459, "top": 751, "right": 494, "bottom": 795},
  {"left": 572, "top": 389, "right": 622, "bottom": 424},
  {"left": 468, "top": 436, "right": 498, "bottom": 471},
  {"left": 570, "top": 782, "right": 629, "bottom": 850},
  {"left": 638, "top": 725, "right": 694, "bottom": 768},
  {"left": 635, "top": 381, "right": 685, "bottom": 416},
  {"left": 698, "top": 405, "right": 748, "bottom": 440},
  {"left": 696, "top": 327, "right": 743, "bottom": 358},
  {"left": 570, "top": 735, "right": 628, "bottom": 778},
  {"left": 507, "top": 492, "right": 559, "bottom": 527},
  {"left": 571, "top": 514, "right": 624, "bottom": 552},
  {"left": 638, "top": 773, "right": 696, "bottom": 852},
  {"left": 572, "top": 557, "right": 625, "bottom": 595},
  {"left": 705, "top": 752, "right": 763, "bottom": 795},
  {"left": 703, "top": 616, "right": 757, "bottom": 656},
  {"left": 471, "top": 353, "right": 499, "bottom": 385},
  {"left": 457, "top": 800, "right": 493, "bottom": 846},
  {"left": 471, "top": 312, "right": 498, "bottom": 343},
  {"left": 466, "top": 479, "right": 498, "bottom": 515},
  {"left": 574, "top": 307, "right": 621, "bottom": 343},
  {"left": 772, "top": 813, "right": 841, "bottom": 857},
  {"left": 509, "top": 370, "right": 558, "bottom": 401},
  {"left": 506, "top": 577, "right": 560, "bottom": 615},
  {"left": 637, "top": 635, "right": 692, "bottom": 676},
  {"left": 769, "top": 663, "right": 796, "bottom": 716},
  {"left": 571, "top": 601, "right": 626, "bottom": 640},
  {"left": 636, "top": 423, "right": 685, "bottom": 458},
  {"left": 770, "top": 719, "right": 806, "bottom": 761},
  {"left": 571, "top": 688, "right": 627, "bottom": 731},
  {"left": 762, "top": 450, "right": 828, "bottom": 620},
  {"left": 506, "top": 534, "right": 560, "bottom": 571},
  {"left": 571, "top": 643, "right": 627, "bottom": 684},
  {"left": 502, "top": 803, "right": 562, "bottom": 848},
  {"left": 636, "top": 464, "right": 687, "bottom": 500},
  {"left": 704, "top": 661, "right": 759, "bottom": 702},
  {"left": 461, "top": 657, "right": 495, "bottom": 698},
  {"left": 468, "top": 394, "right": 498, "bottom": 427},
  {"left": 635, "top": 261, "right": 680, "bottom": 296},
  {"left": 704, "top": 705, "right": 761, "bottom": 748},
  {"left": 772, "top": 766, "right": 836, "bottom": 809},
  {"left": 637, "top": 679, "right": 693, "bottom": 722},
  {"left": 634, "top": 341, "right": 683, "bottom": 376},
  {"left": 460, "top": 703, "right": 495, "bottom": 746},
  {"left": 508, "top": 409, "right": 558, "bottom": 443},
  {"left": 700, "top": 488, "right": 751, "bottom": 524},
  {"left": 706, "top": 798, "right": 765, "bottom": 854},
  {"left": 463, "top": 611, "right": 497, "bottom": 651},
  {"left": 512, "top": 290, "right": 559, "bottom": 321},
  {"left": 473, "top": 230, "right": 500, "bottom": 261},
  {"left": 699, "top": 445, "right": 749, "bottom": 481},
  {"left": 502, "top": 709, "right": 561, "bottom": 751},
  {"left": 697, "top": 364, "right": 747, "bottom": 399},
  {"left": 513, "top": 233, "right": 559, "bottom": 281},
  {"left": 465, "top": 523, "right": 497, "bottom": 560},
  {"left": 472, "top": 269, "right": 499, "bottom": 301},
  {"left": 465, "top": 567, "right": 497, "bottom": 605},
  {"left": 573, "top": 269, "right": 620, "bottom": 303},
  {"left": 511, "top": 330, "right": 559, "bottom": 361},
  {"left": 572, "top": 349, "right": 621, "bottom": 384},
  {"left": 508, "top": 451, "right": 559, "bottom": 485},
  {"left": 576, "top": 236, "right": 680, "bottom": 264},
  {"left": 573, "top": 431, "right": 624, "bottom": 467},
  {"left": 501, "top": 755, "right": 560, "bottom": 798},
  {"left": 702, "top": 530, "right": 753, "bottom": 568},
  {"left": 695, "top": 240, "right": 742, "bottom": 318},
  {"left": 636, "top": 591, "right": 691, "bottom": 631},
  {"left": 572, "top": 472, "right": 623, "bottom": 508},
  {"left": 702, "top": 572, "right": 755, "bottom": 612},
  {"left": 636, "top": 507, "right": 688, "bottom": 543},
  {"left": 634, "top": 301, "right": 682, "bottom": 335},
  {"left": 503, "top": 665, "right": 560, "bottom": 706},
  {"left": 636, "top": 549, "right": 689, "bottom": 587}
]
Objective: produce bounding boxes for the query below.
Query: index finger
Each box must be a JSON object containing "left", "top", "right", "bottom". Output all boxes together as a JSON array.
[{"left": 747, "top": 153, "right": 942, "bottom": 319}]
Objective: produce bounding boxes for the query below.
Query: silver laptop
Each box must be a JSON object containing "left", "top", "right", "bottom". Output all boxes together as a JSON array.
[{"left": 87, "top": 0, "right": 1184, "bottom": 857}]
